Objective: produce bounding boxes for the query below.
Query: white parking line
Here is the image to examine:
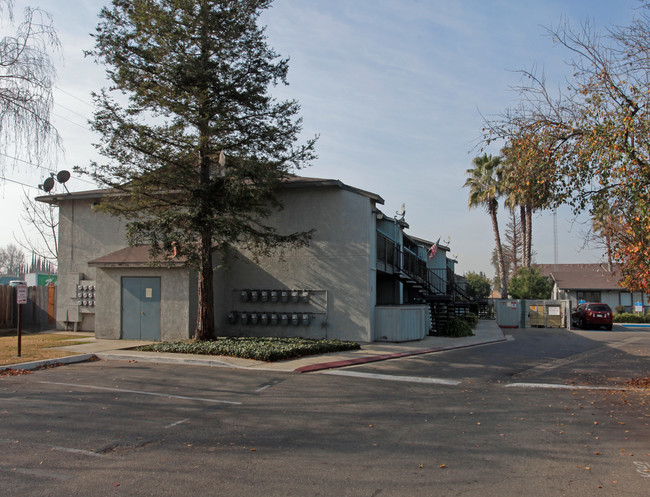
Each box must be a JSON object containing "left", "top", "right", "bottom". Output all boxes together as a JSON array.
[
  {"left": 505, "top": 382, "right": 635, "bottom": 391},
  {"left": 324, "top": 370, "right": 461, "bottom": 385},
  {"left": 51, "top": 445, "right": 104, "bottom": 457},
  {"left": 0, "top": 465, "right": 75, "bottom": 481},
  {"left": 165, "top": 418, "right": 190, "bottom": 429},
  {"left": 38, "top": 381, "right": 242, "bottom": 405},
  {"left": 1, "top": 439, "right": 104, "bottom": 459}
]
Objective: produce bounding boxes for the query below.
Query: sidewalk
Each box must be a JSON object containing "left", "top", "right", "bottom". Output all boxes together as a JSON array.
[{"left": 1, "top": 320, "right": 506, "bottom": 373}]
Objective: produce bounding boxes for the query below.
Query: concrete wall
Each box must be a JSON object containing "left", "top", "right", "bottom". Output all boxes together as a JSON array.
[
  {"left": 219, "top": 186, "right": 377, "bottom": 342},
  {"left": 94, "top": 266, "right": 192, "bottom": 340},
  {"left": 56, "top": 198, "right": 128, "bottom": 331}
]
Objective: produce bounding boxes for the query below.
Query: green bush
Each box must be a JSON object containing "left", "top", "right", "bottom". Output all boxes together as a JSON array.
[
  {"left": 613, "top": 312, "right": 650, "bottom": 323},
  {"left": 614, "top": 305, "right": 626, "bottom": 314},
  {"left": 441, "top": 316, "right": 475, "bottom": 337},
  {"left": 135, "top": 336, "right": 360, "bottom": 362},
  {"left": 460, "top": 312, "right": 478, "bottom": 328}
]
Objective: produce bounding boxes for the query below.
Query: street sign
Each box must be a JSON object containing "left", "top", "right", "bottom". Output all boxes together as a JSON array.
[
  {"left": 635, "top": 302, "right": 643, "bottom": 313},
  {"left": 16, "top": 285, "right": 27, "bottom": 305}
]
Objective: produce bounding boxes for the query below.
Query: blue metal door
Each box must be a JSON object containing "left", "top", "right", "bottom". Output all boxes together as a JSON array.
[{"left": 121, "top": 277, "right": 161, "bottom": 340}]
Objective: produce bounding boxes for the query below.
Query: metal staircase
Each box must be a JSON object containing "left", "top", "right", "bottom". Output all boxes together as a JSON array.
[{"left": 377, "top": 232, "right": 472, "bottom": 334}]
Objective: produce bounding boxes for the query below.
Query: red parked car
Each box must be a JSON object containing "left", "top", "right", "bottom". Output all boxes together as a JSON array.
[{"left": 571, "top": 302, "right": 613, "bottom": 330}]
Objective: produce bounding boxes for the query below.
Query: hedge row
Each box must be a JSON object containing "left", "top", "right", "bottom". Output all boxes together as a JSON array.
[
  {"left": 136, "top": 336, "right": 360, "bottom": 362},
  {"left": 613, "top": 312, "right": 650, "bottom": 324}
]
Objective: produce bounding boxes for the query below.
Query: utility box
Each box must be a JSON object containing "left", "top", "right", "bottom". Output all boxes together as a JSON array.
[{"left": 496, "top": 300, "right": 520, "bottom": 328}]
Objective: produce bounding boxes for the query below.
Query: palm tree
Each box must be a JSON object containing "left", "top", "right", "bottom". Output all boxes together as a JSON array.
[{"left": 464, "top": 153, "right": 508, "bottom": 298}]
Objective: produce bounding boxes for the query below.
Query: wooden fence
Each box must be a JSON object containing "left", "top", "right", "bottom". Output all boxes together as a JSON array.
[{"left": 0, "top": 285, "right": 57, "bottom": 331}]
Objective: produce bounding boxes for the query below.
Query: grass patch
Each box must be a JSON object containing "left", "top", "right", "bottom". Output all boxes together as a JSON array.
[
  {"left": 136, "top": 336, "right": 361, "bottom": 362},
  {"left": 0, "top": 333, "right": 93, "bottom": 367}
]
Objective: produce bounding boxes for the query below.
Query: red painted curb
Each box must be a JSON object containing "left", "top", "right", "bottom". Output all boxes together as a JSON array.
[{"left": 294, "top": 338, "right": 507, "bottom": 373}]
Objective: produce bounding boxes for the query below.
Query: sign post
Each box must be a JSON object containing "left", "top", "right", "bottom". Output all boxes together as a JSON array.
[{"left": 16, "top": 284, "right": 27, "bottom": 357}]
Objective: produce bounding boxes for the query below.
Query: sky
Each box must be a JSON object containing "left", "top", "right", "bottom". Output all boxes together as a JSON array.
[{"left": 0, "top": 0, "right": 643, "bottom": 277}]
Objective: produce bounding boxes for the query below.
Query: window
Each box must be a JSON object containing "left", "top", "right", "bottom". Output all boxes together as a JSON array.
[
  {"left": 576, "top": 291, "right": 601, "bottom": 302},
  {"left": 620, "top": 292, "right": 632, "bottom": 306}
]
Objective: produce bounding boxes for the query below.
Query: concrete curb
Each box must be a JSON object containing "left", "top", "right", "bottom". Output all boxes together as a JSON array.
[
  {"left": 294, "top": 337, "right": 507, "bottom": 373},
  {"left": 94, "top": 352, "right": 252, "bottom": 369},
  {"left": 0, "top": 354, "right": 96, "bottom": 372}
]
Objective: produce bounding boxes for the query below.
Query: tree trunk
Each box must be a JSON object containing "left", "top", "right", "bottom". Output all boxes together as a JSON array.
[
  {"left": 511, "top": 209, "right": 519, "bottom": 275},
  {"left": 520, "top": 204, "right": 528, "bottom": 268},
  {"left": 525, "top": 204, "right": 533, "bottom": 267},
  {"left": 490, "top": 201, "right": 508, "bottom": 298},
  {"left": 195, "top": 231, "right": 215, "bottom": 340}
]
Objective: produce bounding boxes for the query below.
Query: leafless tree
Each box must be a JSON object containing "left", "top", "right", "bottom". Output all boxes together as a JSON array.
[
  {"left": 14, "top": 189, "right": 58, "bottom": 265},
  {"left": 0, "top": 242, "right": 25, "bottom": 274},
  {"left": 0, "top": 0, "right": 60, "bottom": 174}
]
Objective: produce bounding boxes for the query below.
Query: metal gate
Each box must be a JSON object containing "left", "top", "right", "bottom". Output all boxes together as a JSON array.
[
  {"left": 526, "top": 300, "right": 569, "bottom": 328},
  {"left": 121, "top": 277, "right": 161, "bottom": 340}
]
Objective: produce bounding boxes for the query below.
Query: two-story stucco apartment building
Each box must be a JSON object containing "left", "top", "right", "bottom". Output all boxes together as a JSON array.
[{"left": 38, "top": 176, "right": 461, "bottom": 343}]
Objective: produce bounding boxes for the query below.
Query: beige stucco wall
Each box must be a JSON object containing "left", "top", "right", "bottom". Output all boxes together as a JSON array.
[
  {"left": 56, "top": 198, "right": 128, "bottom": 331},
  {"left": 219, "top": 186, "right": 377, "bottom": 342},
  {"left": 53, "top": 184, "right": 379, "bottom": 342},
  {"left": 94, "top": 266, "right": 192, "bottom": 340}
]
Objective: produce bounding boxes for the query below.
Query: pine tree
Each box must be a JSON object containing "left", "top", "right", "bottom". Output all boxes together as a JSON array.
[{"left": 83, "top": 0, "right": 317, "bottom": 340}]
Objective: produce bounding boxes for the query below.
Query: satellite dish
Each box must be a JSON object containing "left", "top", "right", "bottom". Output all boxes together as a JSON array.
[
  {"left": 396, "top": 203, "right": 406, "bottom": 220},
  {"left": 42, "top": 177, "right": 55, "bottom": 193},
  {"left": 56, "top": 170, "right": 71, "bottom": 184}
]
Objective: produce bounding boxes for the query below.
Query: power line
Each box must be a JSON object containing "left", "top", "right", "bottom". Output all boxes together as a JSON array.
[
  {"left": 55, "top": 85, "right": 95, "bottom": 108},
  {"left": 0, "top": 152, "right": 97, "bottom": 186},
  {"left": 0, "top": 152, "right": 56, "bottom": 173},
  {"left": 0, "top": 175, "right": 39, "bottom": 190},
  {"left": 53, "top": 110, "right": 90, "bottom": 130},
  {"left": 54, "top": 101, "right": 91, "bottom": 122}
]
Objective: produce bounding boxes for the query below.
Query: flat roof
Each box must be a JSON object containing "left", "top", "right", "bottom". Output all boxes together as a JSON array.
[{"left": 36, "top": 175, "right": 384, "bottom": 205}]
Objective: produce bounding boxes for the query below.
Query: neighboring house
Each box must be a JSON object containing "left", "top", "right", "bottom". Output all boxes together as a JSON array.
[
  {"left": 38, "top": 176, "right": 465, "bottom": 342},
  {"left": 536, "top": 263, "right": 649, "bottom": 313}
]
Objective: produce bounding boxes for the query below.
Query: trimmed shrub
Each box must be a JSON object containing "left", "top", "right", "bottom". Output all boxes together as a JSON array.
[
  {"left": 613, "top": 312, "right": 650, "bottom": 323},
  {"left": 460, "top": 312, "right": 478, "bottom": 328},
  {"left": 136, "top": 336, "right": 360, "bottom": 362},
  {"left": 441, "top": 316, "right": 475, "bottom": 337},
  {"left": 614, "top": 305, "right": 626, "bottom": 314}
]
